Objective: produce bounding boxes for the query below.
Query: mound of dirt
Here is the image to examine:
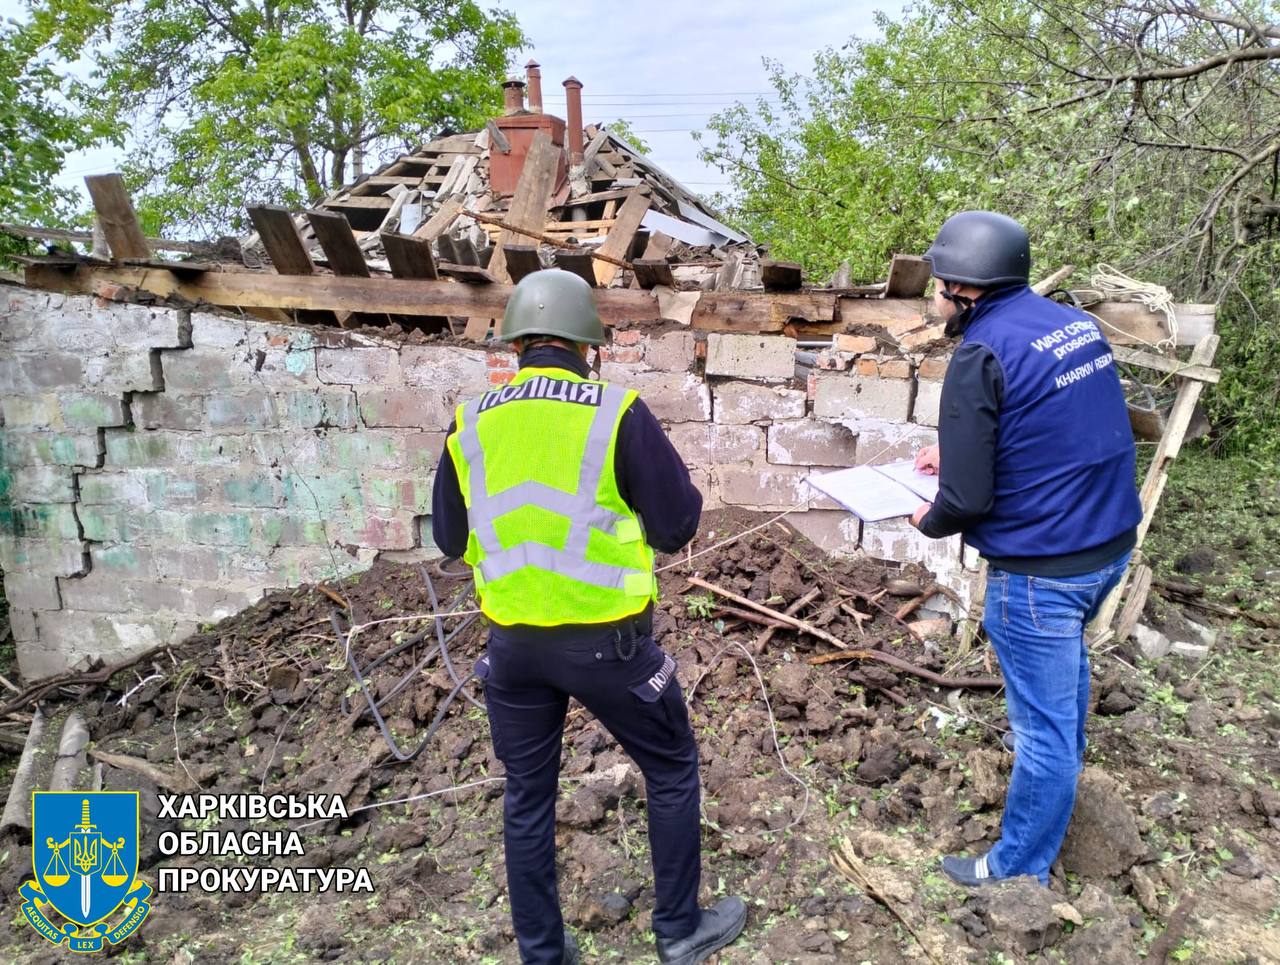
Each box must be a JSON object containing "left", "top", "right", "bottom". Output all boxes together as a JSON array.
[{"left": 1, "top": 508, "right": 1277, "bottom": 963}]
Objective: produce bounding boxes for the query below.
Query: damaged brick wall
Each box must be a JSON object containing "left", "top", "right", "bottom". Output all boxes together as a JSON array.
[{"left": 0, "top": 286, "right": 977, "bottom": 680}]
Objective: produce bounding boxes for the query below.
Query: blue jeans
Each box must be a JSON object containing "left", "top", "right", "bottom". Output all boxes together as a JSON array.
[{"left": 982, "top": 552, "right": 1131, "bottom": 883}]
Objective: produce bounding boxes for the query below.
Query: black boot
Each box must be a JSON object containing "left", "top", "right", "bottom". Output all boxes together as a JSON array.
[
  {"left": 563, "top": 928, "right": 580, "bottom": 965},
  {"left": 655, "top": 896, "right": 748, "bottom": 965}
]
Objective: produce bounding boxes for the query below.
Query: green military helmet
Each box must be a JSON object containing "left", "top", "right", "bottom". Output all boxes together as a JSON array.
[{"left": 497, "top": 268, "right": 606, "bottom": 346}]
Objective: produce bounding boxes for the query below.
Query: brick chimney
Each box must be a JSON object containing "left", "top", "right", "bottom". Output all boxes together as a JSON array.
[
  {"left": 491, "top": 70, "right": 567, "bottom": 196},
  {"left": 563, "top": 76, "right": 584, "bottom": 164},
  {"left": 502, "top": 76, "right": 526, "bottom": 115},
  {"left": 525, "top": 60, "right": 543, "bottom": 114}
]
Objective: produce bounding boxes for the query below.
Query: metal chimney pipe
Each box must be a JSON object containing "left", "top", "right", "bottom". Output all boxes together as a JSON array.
[
  {"left": 502, "top": 76, "right": 526, "bottom": 115},
  {"left": 525, "top": 60, "right": 543, "bottom": 114},
  {"left": 563, "top": 76, "right": 584, "bottom": 163}
]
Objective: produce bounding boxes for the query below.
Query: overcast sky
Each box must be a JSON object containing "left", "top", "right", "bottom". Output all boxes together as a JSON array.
[{"left": 11, "top": 0, "right": 905, "bottom": 209}]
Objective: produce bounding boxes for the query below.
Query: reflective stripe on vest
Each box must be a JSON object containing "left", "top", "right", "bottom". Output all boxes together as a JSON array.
[{"left": 457, "top": 382, "right": 649, "bottom": 591}]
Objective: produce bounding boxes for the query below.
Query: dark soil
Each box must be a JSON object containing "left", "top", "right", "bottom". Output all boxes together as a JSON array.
[{"left": 0, "top": 505, "right": 1277, "bottom": 964}]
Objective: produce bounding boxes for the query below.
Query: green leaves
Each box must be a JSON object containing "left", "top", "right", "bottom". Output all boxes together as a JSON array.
[
  {"left": 0, "top": 17, "right": 106, "bottom": 231},
  {"left": 24, "top": 0, "right": 525, "bottom": 233},
  {"left": 702, "top": 0, "right": 1280, "bottom": 455}
]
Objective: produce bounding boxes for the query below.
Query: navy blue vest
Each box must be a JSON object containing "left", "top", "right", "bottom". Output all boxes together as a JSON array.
[{"left": 960, "top": 285, "right": 1142, "bottom": 558}]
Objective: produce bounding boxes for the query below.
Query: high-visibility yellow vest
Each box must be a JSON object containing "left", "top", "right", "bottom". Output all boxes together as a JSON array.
[{"left": 446, "top": 366, "right": 658, "bottom": 627}]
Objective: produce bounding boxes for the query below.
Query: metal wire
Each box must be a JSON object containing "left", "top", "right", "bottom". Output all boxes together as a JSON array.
[
  {"left": 332, "top": 575, "right": 483, "bottom": 763},
  {"left": 420, "top": 566, "right": 486, "bottom": 712}
]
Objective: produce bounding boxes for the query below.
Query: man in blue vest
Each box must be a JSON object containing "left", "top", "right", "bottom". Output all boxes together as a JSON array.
[
  {"left": 431, "top": 269, "right": 747, "bottom": 964},
  {"left": 908, "top": 212, "right": 1142, "bottom": 886}
]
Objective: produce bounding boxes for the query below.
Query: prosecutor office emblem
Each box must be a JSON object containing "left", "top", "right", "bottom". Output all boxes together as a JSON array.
[{"left": 20, "top": 791, "right": 152, "bottom": 952}]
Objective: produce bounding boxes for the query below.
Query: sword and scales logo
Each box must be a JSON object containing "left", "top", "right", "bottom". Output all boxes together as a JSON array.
[{"left": 19, "top": 792, "right": 152, "bottom": 952}]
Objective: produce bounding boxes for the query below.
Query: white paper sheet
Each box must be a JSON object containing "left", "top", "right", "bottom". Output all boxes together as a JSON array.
[
  {"left": 874, "top": 459, "right": 941, "bottom": 502},
  {"left": 806, "top": 465, "right": 925, "bottom": 522}
]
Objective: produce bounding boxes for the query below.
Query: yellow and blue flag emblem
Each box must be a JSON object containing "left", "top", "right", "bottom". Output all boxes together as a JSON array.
[{"left": 20, "top": 791, "right": 151, "bottom": 952}]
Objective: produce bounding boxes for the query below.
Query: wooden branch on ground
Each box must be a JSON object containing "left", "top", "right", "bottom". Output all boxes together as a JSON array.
[
  {"left": 755, "top": 588, "right": 822, "bottom": 653},
  {"left": 0, "top": 643, "right": 175, "bottom": 717},
  {"left": 687, "top": 576, "right": 1002, "bottom": 689},
  {"left": 831, "top": 839, "right": 945, "bottom": 965}
]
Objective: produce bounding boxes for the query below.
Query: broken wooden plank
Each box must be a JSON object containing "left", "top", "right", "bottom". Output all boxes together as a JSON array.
[
  {"left": 558, "top": 186, "right": 647, "bottom": 208},
  {"left": 1111, "top": 345, "right": 1220, "bottom": 384},
  {"left": 1, "top": 221, "right": 200, "bottom": 253},
  {"left": 465, "top": 209, "right": 632, "bottom": 269},
  {"left": 462, "top": 316, "right": 493, "bottom": 341},
  {"left": 785, "top": 295, "right": 927, "bottom": 336},
  {"left": 84, "top": 174, "right": 150, "bottom": 261},
  {"left": 485, "top": 119, "right": 511, "bottom": 154},
  {"left": 354, "top": 175, "right": 425, "bottom": 189},
  {"left": 247, "top": 206, "right": 316, "bottom": 275},
  {"left": 489, "top": 130, "right": 561, "bottom": 283},
  {"left": 554, "top": 250, "right": 599, "bottom": 286},
  {"left": 381, "top": 231, "right": 438, "bottom": 280},
  {"left": 305, "top": 209, "right": 390, "bottom": 327},
  {"left": 415, "top": 198, "right": 463, "bottom": 242},
  {"left": 1115, "top": 564, "right": 1153, "bottom": 642},
  {"left": 593, "top": 188, "right": 651, "bottom": 286},
  {"left": 380, "top": 231, "right": 449, "bottom": 333},
  {"left": 502, "top": 244, "right": 543, "bottom": 284},
  {"left": 884, "top": 254, "right": 932, "bottom": 298},
  {"left": 324, "top": 195, "right": 395, "bottom": 210},
  {"left": 306, "top": 209, "right": 372, "bottom": 277},
  {"left": 762, "top": 260, "right": 803, "bottom": 291},
  {"left": 632, "top": 258, "right": 675, "bottom": 289},
  {"left": 1080, "top": 300, "right": 1215, "bottom": 347},
  {"left": 1090, "top": 332, "right": 1220, "bottom": 633},
  {"left": 437, "top": 263, "right": 496, "bottom": 285}
]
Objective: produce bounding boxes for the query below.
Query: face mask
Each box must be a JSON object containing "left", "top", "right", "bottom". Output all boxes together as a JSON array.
[{"left": 939, "top": 286, "right": 975, "bottom": 337}]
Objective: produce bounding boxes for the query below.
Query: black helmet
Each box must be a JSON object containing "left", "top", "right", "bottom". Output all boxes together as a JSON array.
[{"left": 923, "top": 211, "right": 1031, "bottom": 286}]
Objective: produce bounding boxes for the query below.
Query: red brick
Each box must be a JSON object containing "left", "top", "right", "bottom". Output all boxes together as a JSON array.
[
  {"left": 918, "top": 356, "right": 950, "bottom": 380},
  {"left": 879, "top": 358, "right": 912, "bottom": 379}
]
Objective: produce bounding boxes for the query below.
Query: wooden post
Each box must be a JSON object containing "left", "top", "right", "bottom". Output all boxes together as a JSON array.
[{"left": 1090, "top": 332, "right": 1220, "bottom": 635}]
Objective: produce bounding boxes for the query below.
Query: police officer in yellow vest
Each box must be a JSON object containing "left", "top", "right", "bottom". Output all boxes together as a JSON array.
[{"left": 431, "top": 270, "right": 747, "bottom": 965}]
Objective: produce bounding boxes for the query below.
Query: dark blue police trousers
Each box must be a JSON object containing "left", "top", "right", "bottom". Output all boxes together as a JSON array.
[{"left": 475, "top": 619, "right": 702, "bottom": 964}]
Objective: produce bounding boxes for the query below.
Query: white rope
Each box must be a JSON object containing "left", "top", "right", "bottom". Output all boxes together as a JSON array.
[{"left": 1078, "top": 264, "right": 1179, "bottom": 352}]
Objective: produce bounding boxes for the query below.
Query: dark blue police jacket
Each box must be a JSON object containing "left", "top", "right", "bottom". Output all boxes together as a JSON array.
[{"left": 960, "top": 285, "right": 1142, "bottom": 558}]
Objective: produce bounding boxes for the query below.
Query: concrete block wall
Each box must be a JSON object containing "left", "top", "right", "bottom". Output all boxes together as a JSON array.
[{"left": 1, "top": 286, "right": 970, "bottom": 680}]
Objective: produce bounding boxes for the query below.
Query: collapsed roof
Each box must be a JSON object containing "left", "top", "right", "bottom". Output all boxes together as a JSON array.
[{"left": 243, "top": 62, "right": 763, "bottom": 294}]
